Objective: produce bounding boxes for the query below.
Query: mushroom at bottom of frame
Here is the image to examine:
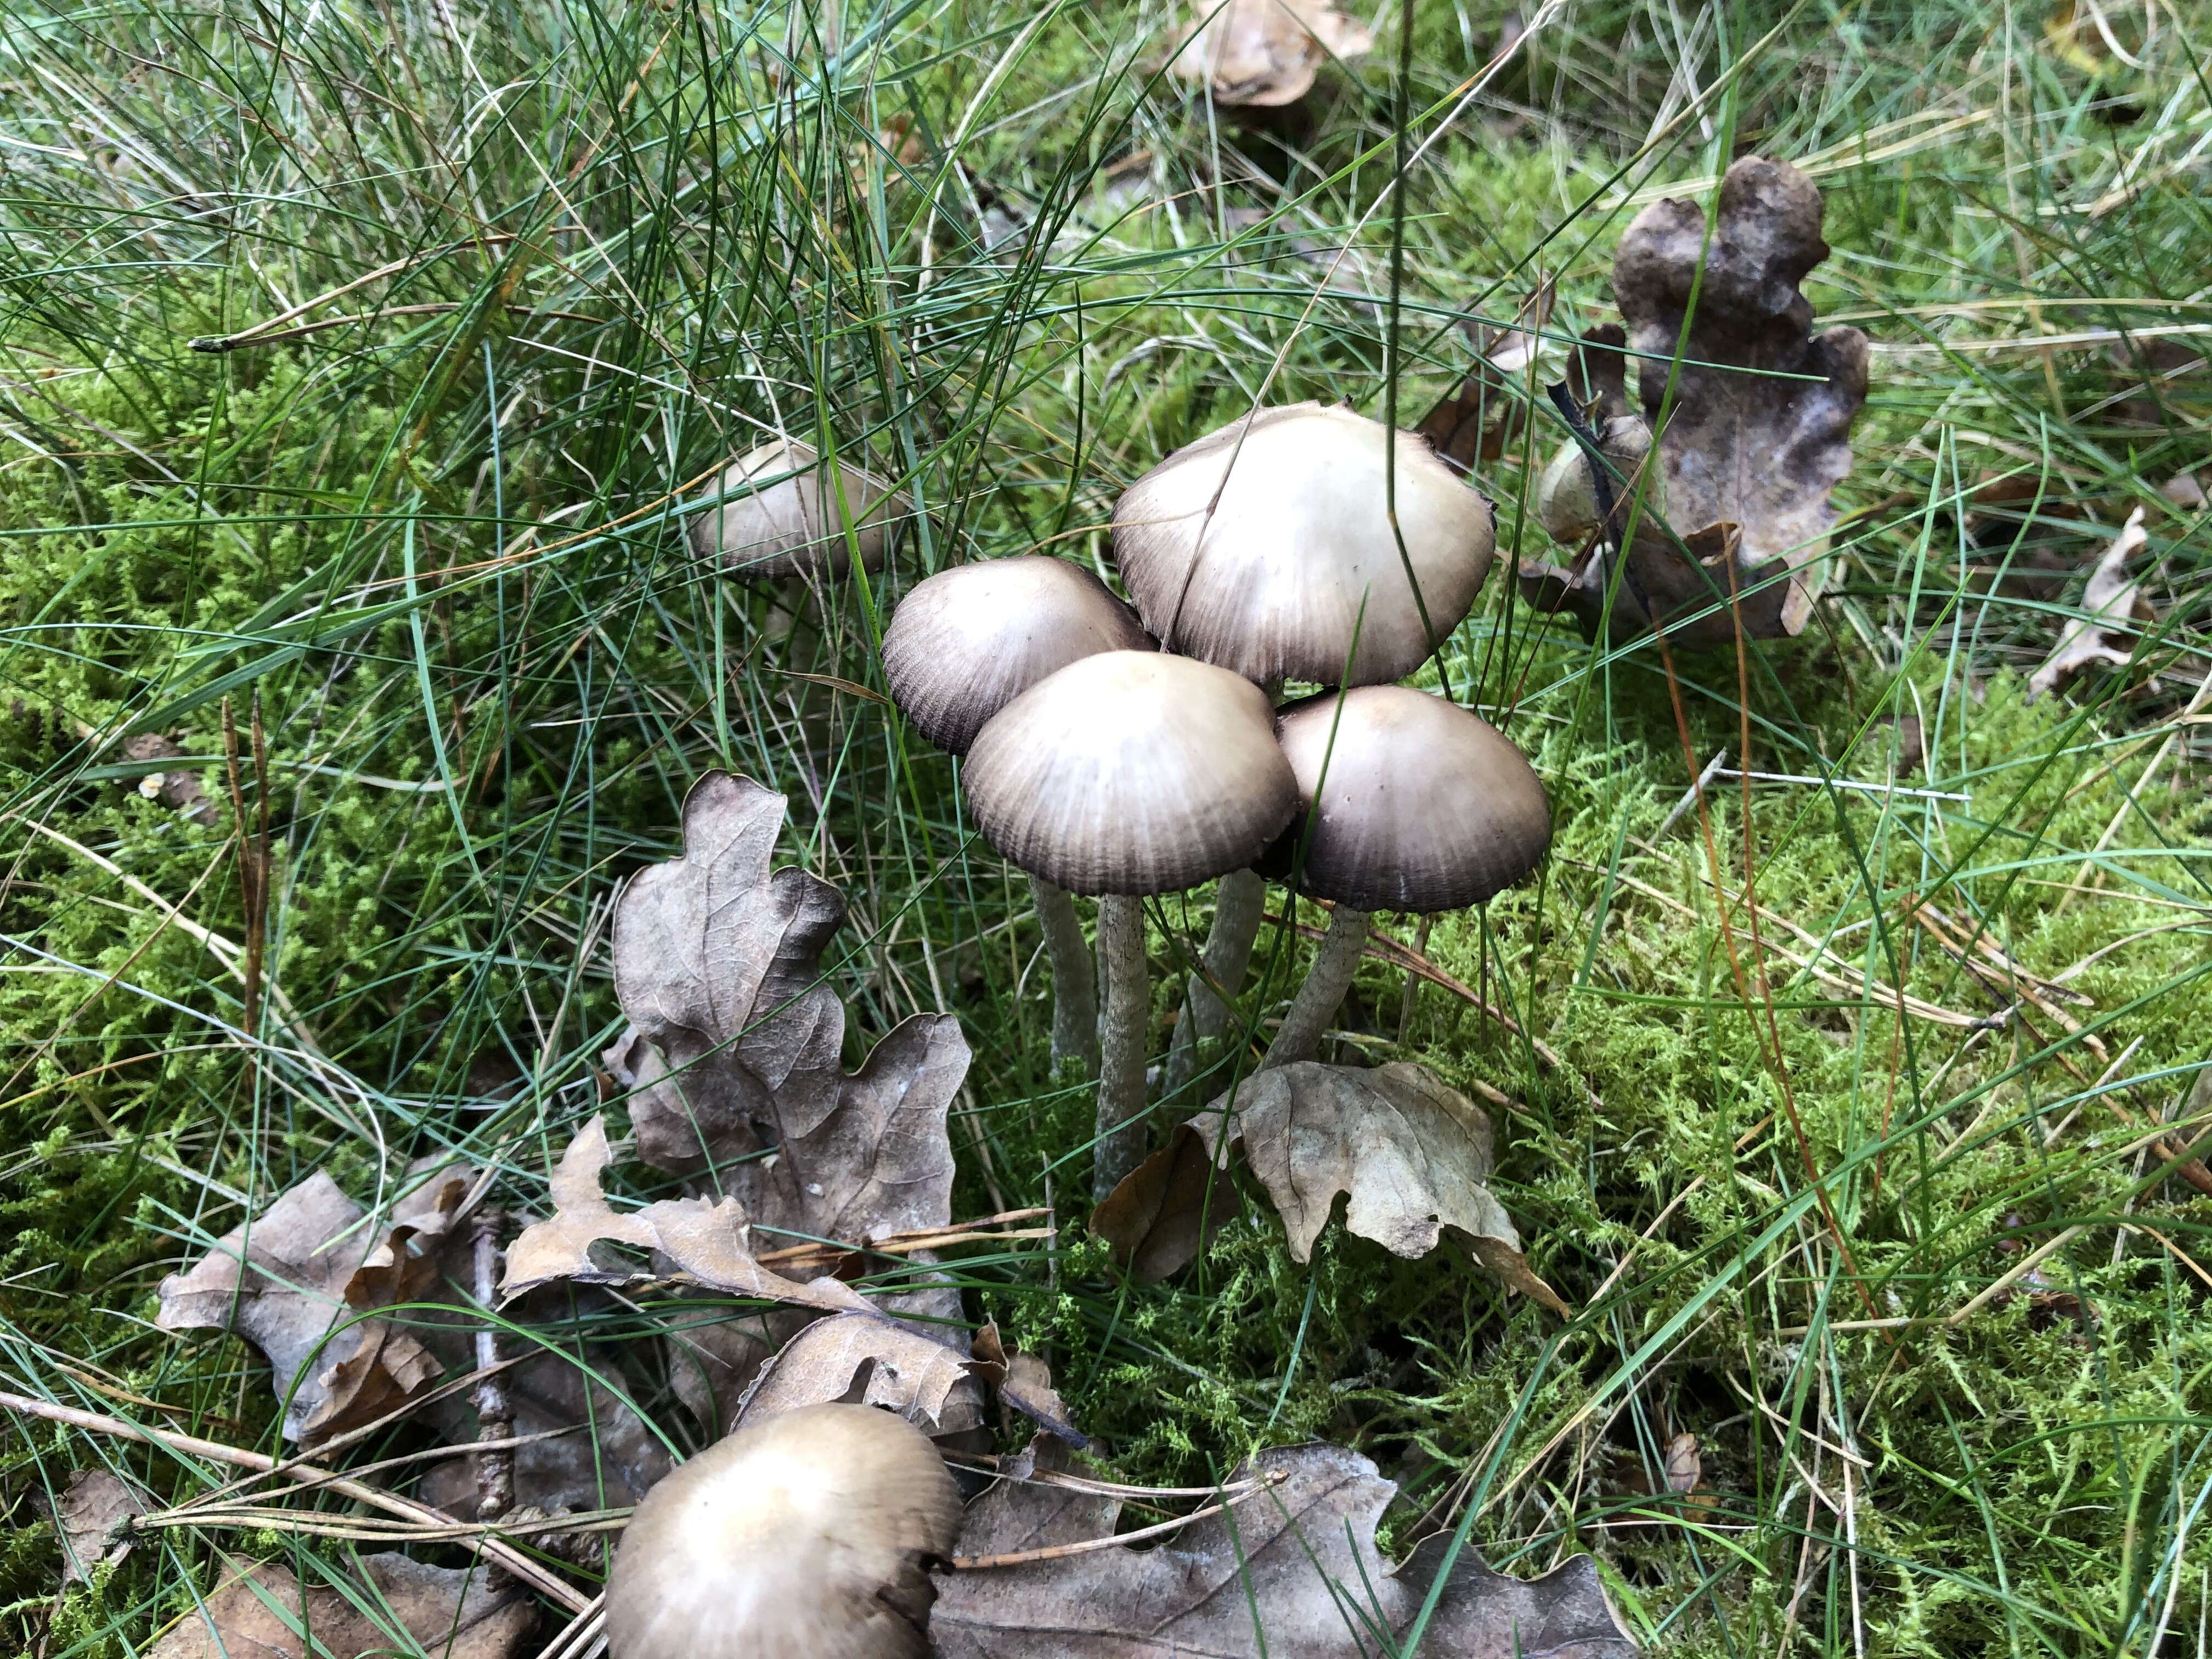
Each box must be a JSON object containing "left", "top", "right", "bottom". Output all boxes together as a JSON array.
[{"left": 605, "top": 1403, "right": 963, "bottom": 1659}]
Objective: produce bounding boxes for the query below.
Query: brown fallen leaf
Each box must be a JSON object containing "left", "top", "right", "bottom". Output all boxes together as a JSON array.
[
  {"left": 156, "top": 1164, "right": 471, "bottom": 1445},
  {"left": 735, "top": 1310, "right": 984, "bottom": 1441},
  {"left": 1099, "top": 1062, "right": 1566, "bottom": 1313},
  {"left": 1169, "top": 0, "right": 1373, "bottom": 108},
  {"left": 932, "top": 1438, "right": 1635, "bottom": 1658},
  {"left": 2027, "top": 507, "right": 2154, "bottom": 699},
  {"left": 49, "top": 1469, "right": 144, "bottom": 1588},
  {"left": 499, "top": 1115, "right": 867, "bottom": 1316},
  {"left": 1521, "top": 157, "right": 1870, "bottom": 645},
  {"left": 122, "top": 733, "right": 218, "bottom": 825},
  {"left": 1090, "top": 1122, "right": 1240, "bottom": 1285},
  {"left": 2160, "top": 472, "right": 2205, "bottom": 513},
  {"left": 603, "top": 771, "right": 971, "bottom": 1414},
  {"left": 1417, "top": 278, "right": 1556, "bottom": 472},
  {"left": 148, "top": 1553, "right": 533, "bottom": 1659}
]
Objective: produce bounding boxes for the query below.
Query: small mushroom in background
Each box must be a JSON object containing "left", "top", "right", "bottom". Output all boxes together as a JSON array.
[
  {"left": 961, "top": 650, "right": 1299, "bottom": 1199},
  {"left": 688, "top": 437, "right": 911, "bottom": 584},
  {"left": 881, "top": 557, "right": 1155, "bottom": 1074},
  {"left": 1168, "top": 0, "right": 1373, "bottom": 109},
  {"left": 605, "top": 1403, "right": 961, "bottom": 1659},
  {"left": 1111, "top": 400, "right": 1497, "bottom": 1095},
  {"left": 1261, "top": 686, "right": 1549, "bottom": 1068}
]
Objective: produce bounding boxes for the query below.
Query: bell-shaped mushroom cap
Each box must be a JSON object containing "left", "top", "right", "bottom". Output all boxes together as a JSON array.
[
  {"left": 1272, "top": 686, "right": 1549, "bottom": 911},
  {"left": 963, "top": 650, "right": 1298, "bottom": 896},
  {"left": 688, "top": 438, "right": 911, "bottom": 582},
  {"left": 1111, "top": 402, "right": 1495, "bottom": 687},
  {"left": 881, "top": 557, "right": 1154, "bottom": 755},
  {"left": 605, "top": 1403, "right": 962, "bottom": 1659}
]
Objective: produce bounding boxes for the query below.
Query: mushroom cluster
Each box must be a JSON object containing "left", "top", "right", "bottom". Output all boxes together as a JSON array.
[{"left": 877, "top": 401, "right": 1553, "bottom": 1203}]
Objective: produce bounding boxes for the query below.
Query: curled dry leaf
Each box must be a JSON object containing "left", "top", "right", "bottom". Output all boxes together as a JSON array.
[
  {"left": 1089, "top": 1123, "right": 1240, "bottom": 1286},
  {"left": 1417, "top": 278, "right": 1557, "bottom": 472},
  {"left": 1098, "top": 1061, "right": 1566, "bottom": 1313},
  {"left": 1169, "top": 0, "right": 1373, "bottom": 108},
  {"left": 499, "top": 1115, "right": 866, "bottom": 1316},
  {"left": 735, "top": 1310, "right": 982, "bottom": 1440},
  {"left": 1521, "top": 156, "right": 1869, "bottom": 644},
  {"left": 602, "top": 771, "right": 971, "bottom": 1415},
  {"left": 156, "top": 1164, "right": 472, "bottom": 1445},
  {"left": 49, "top": 1469, "right": 144, "bottom": 1588},
  {"left": 148, "top": 1553, "right": 532, "bottom": 1659},
  {"left": 932, "top": 1438, "right": 1635, "bottom": 1658},
  {"left": 2026, "top": 506, "right": 2154, "bottom": 699}
]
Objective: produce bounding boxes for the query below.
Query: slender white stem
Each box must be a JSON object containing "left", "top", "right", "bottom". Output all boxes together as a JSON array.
[
  {"left": 1263, "top": 906, "right": 1370, "bottom": 1069},
  {"left": 1164, "top": 867, "right": 1265, "bottom": 1096},
  {"left": 1032, "top": 874, "right": 1098, "bottom": 1074},
  {"left": 1094, "top": 894, "right": 1150, "bottom": 1201}
]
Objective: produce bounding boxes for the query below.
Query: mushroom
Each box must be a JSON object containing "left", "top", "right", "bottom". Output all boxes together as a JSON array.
[
  {"left": 687, "top": 437, "right": 910, "bottom": 583},
  {"left": 1261, "top": 686, "right": 1549, "bottom": 1068},
  {"left": 961, "top": 650, "right": 1299, "bottom": 1198},
  {"left": 1113, "top": 401, "right": 1496, "bottom": 1096},
  {"left": 881, "top": 557, "right": 1154, "bottom": 1073},
  {"left": 605, "top": 1403, "right": 961, "bottom": 1659}
]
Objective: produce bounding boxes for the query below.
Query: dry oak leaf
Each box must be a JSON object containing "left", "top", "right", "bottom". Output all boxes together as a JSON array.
[
  {"left": 1099, "top": 1061, "right": 1567, "bottom": 1313},
  {"left": 499, "top": 1114, "right": 868, "bottom": 1316},
  {"left": 156, "top": 1166, "right": 471, "bottom": 1445},
  {"left": 2027, "top": 506, "right": 2154, "bottom": 700},
  {"left": 932, "top": 1438, "right": 1635, "bottom": 1658},
  {"left": 148, "top": 1553, "right": 532, "bottom": 1659},
  {"left": 1169, "top": 0, "right": 1373, "bottom": 108},
  {"left": 735, "top": 1309, "right": 983, "bottom": 1437},
  {"left": 1522, "top": 156, "right": 1869, "bottom": 645},
  {"left": 49, "top": 1469, "right": 144, "bottom": 1588}
]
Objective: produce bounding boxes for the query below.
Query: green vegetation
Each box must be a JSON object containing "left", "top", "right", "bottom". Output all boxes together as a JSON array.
[{"left": 3, "top": 0, "right": 2208, "bottom": 1653}]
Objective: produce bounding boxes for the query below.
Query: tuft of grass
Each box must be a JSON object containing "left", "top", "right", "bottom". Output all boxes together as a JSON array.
[{"left": 3, "top": 0, "right": 2208, "bottom": 1654}]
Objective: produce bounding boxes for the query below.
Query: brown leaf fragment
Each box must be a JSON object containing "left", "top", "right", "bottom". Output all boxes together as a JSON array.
[
  {"left": 1169, "top": 0, "right": 1373, "bottom": 108},
  {"left": 1527, "top": 159, "right": 1869, "bottom": 644},
  {"left": 1141, "top": 1062, "right": 1567, "bottom": 1312},
  {"left": 1418, "top": 279, "right": 1556, "bottom": 472},
  {"left": 2027, "top": 507, "right": 2154, "bottom": 700},
  {"left": 932, "top": 1440, "right": 1636, "bottom": 1658},
  {"left": 2159, "top": 472, "right": 2205, "bottom": 513},
  {"left": 735, "top": 1310, "right": 984, "bottom": 1441},
  {"left": 122, "top": 733, "right": 218, "bottom": 825},
  {"left": 49, "top": 1469, "right": 143, "bottom": 1588},
  {"left": 156, "top": 1167, "right": 467, "bottom": 1445},
  {"left": 498, "top": 1115, "right": 867, "bottom": 1316},
  {"left": 1090, "top": 1124, "right": 1239, "bottom": 1284},
  {"left": 148, "top": 1553, "right": 533, "bottom": 1659}
]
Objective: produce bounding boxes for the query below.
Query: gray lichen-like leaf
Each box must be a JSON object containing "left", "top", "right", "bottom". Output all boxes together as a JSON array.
[
  {"left": 1522, "top": 157, "right": 1869, "bottom": 644},
  {"left": 932, "top": 1437, "right": 1637, "bottom": 1658}
]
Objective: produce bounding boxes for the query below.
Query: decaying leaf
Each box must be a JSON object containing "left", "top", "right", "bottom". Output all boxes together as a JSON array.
[
  {"left": 1520, "top": 157, "right": 1869, "bottom": 645},
  {"left": 1169, "top": 0, "right": 1373, "bottom": 108},
  {"left": 601, "top": 771, "right": 971, "bottom": 1413},
  {"left": 499, "top": 1115, "right": 867, "bottom": 1316},
  {"left": 1099, "top": 1062, "right": 1565, "bottom": 1313},
  {"left": 2027, "top": 506, "right": 2154, "bottom": 699},
  {"left": 1417, "top": 278, "right": 1556, "bottom": 472},
  {"left": 156, "top": 1163, "right": 472, "bottom": 1445},
  {"left": 49, "top": 1469, "right": 144, "bottom": 1588},
  {"left": 148, "top": 1553, "right": 533, "bottom": 1659},
  {"left": 736, "top": 1310, "right": 983, "bottom": 1440},
  {"left": 973, "top": 1323, "right": 1082, "bottom": 1444},
  {"left": 1090, "top": 1121, "right": 1240, "bottom": 1286},
  {"left": 932, "top": 1438, "right": 1635, "bottom": 1658}
]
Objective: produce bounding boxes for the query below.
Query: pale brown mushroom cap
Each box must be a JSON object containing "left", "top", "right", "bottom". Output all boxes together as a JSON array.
[
  {"left": 688, "top": 438, "right": 911, "bottom": 582},
  {"left": 881, "top": 557, "right": 1153, "bottom": 754},
  {"left": 1111, "top": 402, "right": 1495, "bottom": 686},
  {"left": 1272, "top": 686, "right": 1549, "bottom": 911},
  {"left": 963, "top": 650, "right": 1299, "bottom": 896},
  {"left": 605, "top": 1403, "right": 962, "bottom": 1659}
]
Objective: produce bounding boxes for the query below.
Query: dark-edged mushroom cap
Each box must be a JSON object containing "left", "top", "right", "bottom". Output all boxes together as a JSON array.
[
  {"left": 1111, "top": 402, "right": 1495, "bottom": 687},
  {"left": 963, "top": 650, "right": 1298, "bottom": 896},
  {"left": 688, "top": 438, "right": 910, "bottom": 582},
  {"left": 1269, "top": 686, "right": 1548, "bottom": 911},
  {"left": 881, "top": 557, "right": 1153, "bottom": 754},
  {"left": 605, "top": 1403, "right": 961, "bottom": 1659}
]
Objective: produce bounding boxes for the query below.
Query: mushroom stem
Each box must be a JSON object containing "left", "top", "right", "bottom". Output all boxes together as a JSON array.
[
  {"left": 1093, "top": 893, "right": 1150, "bottom": 1201},
  {"left": 1164, "top": 867, "right": 1265, "bottom": 1096},
  {"left": 1262, "top": 905, "right": 1371, "bottom": 1069},
  {"left": 1032, "top": 874, "right": 1099, "bottom": 1075}
]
